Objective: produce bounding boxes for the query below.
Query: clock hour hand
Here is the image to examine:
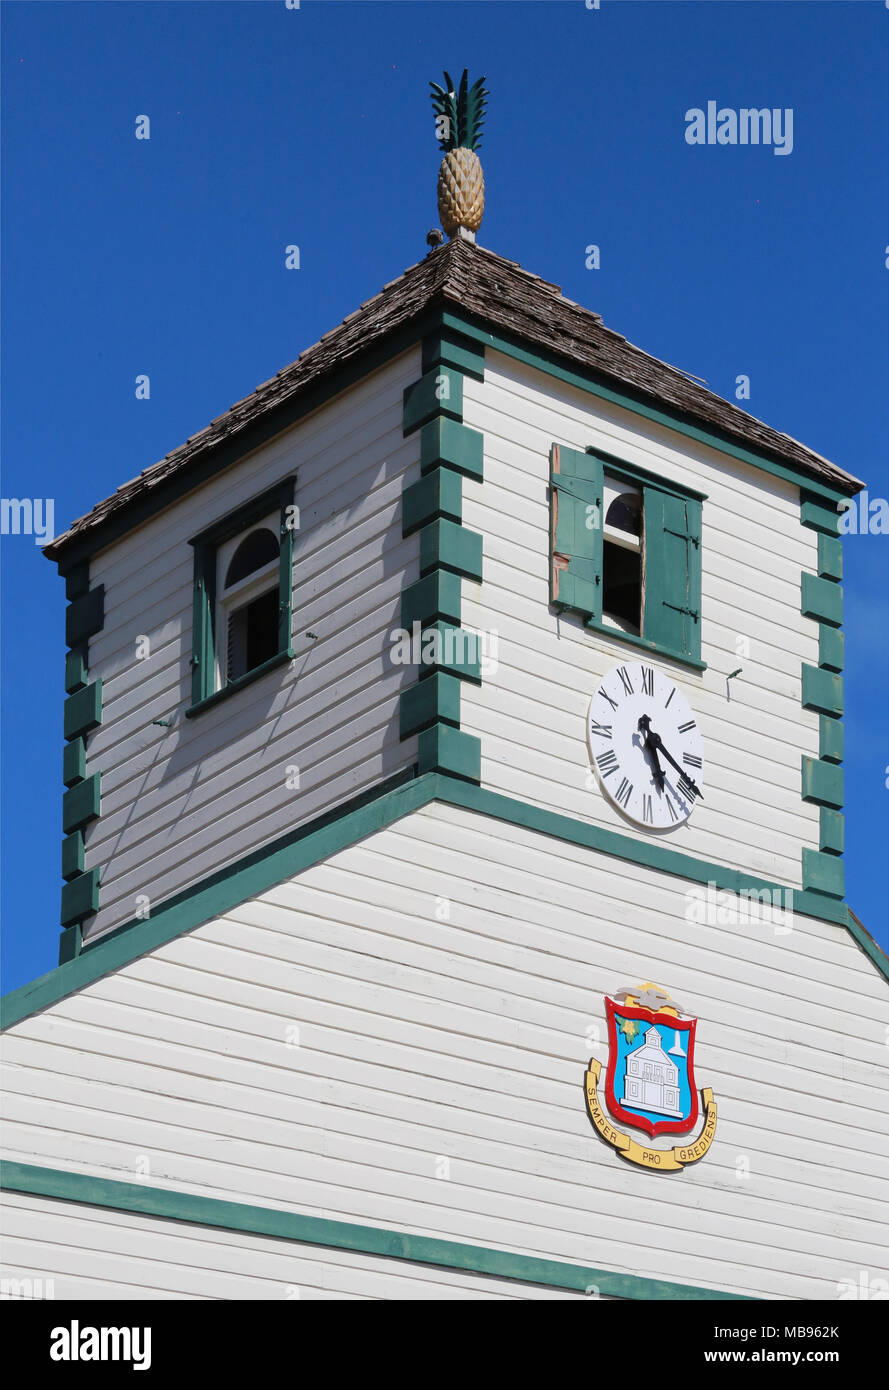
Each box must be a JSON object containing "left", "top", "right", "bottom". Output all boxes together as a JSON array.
[
  {"left": 638, "top": 716, "right": 704, "bottom": 800},
  {"left": 636, "top": 715, "right": 666, "bottom": 793}
]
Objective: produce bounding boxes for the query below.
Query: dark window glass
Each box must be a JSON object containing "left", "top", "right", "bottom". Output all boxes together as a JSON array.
[
  {"left": 605, "top": 492, "right": 642, "bottom": 538},
  {"left": 602, "top": 540, "right": 642, "bottom": 632},
  {"left": 225, "top": 527, "right": 279, "bottom": 588},
  {"left": 226, "top": 587, "right": 279, "bottom": 682}
]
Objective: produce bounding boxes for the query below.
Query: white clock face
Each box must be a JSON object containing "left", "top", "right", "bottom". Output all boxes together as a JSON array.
[{"left": 587, "top": 662, "right": 704, "bottom": 829}]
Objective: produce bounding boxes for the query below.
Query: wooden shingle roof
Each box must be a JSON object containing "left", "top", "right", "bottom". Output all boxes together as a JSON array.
[{"left": 44, "top": 237, "right": 861, "bottom": 561}]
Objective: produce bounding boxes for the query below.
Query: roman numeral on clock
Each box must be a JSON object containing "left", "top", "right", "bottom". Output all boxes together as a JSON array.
[
  {"left": 589, "top": 721, "right": 613, "bottom": 739},
  {"left": 642, "top": 795, "right": 653, "bottom": 824},
  {"left": 683, "top": 752, "right": 702, "bottom": 769},
  {"left": 596, "top": 749, "right": 619, "bottom": 778},
  {"left": 641, "top": 666, "right": 654, "bottom": 696},
  {"left": 665, "top": 796, "right": 678, "bottom": 822},
  {"left": 615, "top": 778, "right": 633, "bottom": 808},
  {"left": 678, "top": 720, "right": 696, "bottom": 734},
  {"left": 598, "top": 688, "right": 618, "bottom": 712},
  {"left": 664, "top": 688, "right": 676, "bottom": 708},
  {"left": 617, "top": 667, "right": 634, "bottom": 696},
  {"left": 678, "top": 773, "right": 699, "bottom": 801}
]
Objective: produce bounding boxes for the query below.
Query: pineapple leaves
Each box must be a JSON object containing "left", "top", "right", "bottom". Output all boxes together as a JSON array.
[{"left": 429, "top": 69, "right": 488, "bottom": 151}]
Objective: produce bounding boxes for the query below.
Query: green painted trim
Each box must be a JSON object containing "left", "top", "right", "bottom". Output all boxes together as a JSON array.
[
  {"left": 64, "top": 562, "right": 91, "bottom": 600},
  {"left": 844, "top": 911, "right": 889, "bottom": 983},
  {"left": 801, "top": 755, "right": 844, "bottom": 810},
  {"left": 60, "top": 869, "right": 100, "bottom": 928},
  {"left": 58, "top": 924, "right": 82, "bottom": 964},
  {"left": 419, "top": 622, "right": 482, "bottom": 683},
  {"left": 65, "top": 586, "right": 104, "bottom": 647},
  {"left": 401, "top": 571, "right": 462, "bottom": 628},
  {"left": 61, "top": 831, "right": 85, "bottom": 882},
  {"left": 436, "top": 777, "right": 851, "bottom": 928},
  {"left": 188, "top": 479, "right": 296, "bottom": 712},
  {"left": 5, "top": 769, "right": 885, "bottom": 1031},
  {"left": 419, "top": 518, "right": 483, "bottom": 582},
  {"left": 819, "top": 715, "right": 844, "bottom": 764},
  {"left": 422, "top": 327, "right": 485, "bottom": 383},
  {"left": 800, "top": 494, "right": 841, "bottom": 535},
  {"left": 402, "top": 367, "right": 463, "bottom": 435},
  {"left": 186, "top": 648, "right": 297, "bottom": 719},
  {"left": 418, "top": 723, "right": 481, "bottom": 782},
  {"left": 0, "top": 1161, "right": 747, "bottom": 1301},
  {"left": 801, "top": 847, "right": 845, "bottom": 899},
  {"left": 441, "top": 311, "right": 854, "bottom": 505},
  {"left": 420, "top": 418, "right": 484, "bottom": 481},
  {"left": 63, "top": 679, "right": 102, "bottom": 742},
  {"left": 582, "top": 618, "right": 707, "bottom": 673},
  {"left": 62, "top": 738, "right": 86, "bottom": 788},
  {"left": 801, "top": 573, "right": 842, "bottom": 628},
  {"left": 818, "top": 624, "right": 844, "bottom": 674},
  {"left": 1, "top": 770, "right": 429, "bottom": 1030},
  {"left": 64, "top": 648, "right": 88, "bottom": 695},
  {"left": 399, "top": 672, "right": 462, "bottom": 739},
  {"left": 801, "top": 664, "right": 843, "bottom": 718},
  {"left": 50, "top": 317, "right": 441, "bottom": 574},
  {"left": 819, "top": 807, "right": 844, "bottom": 855},
  {"left": 61, "top": 773, "right": 101, "bottom": 835},
  {"left": 586, "top": 444, "right": 708, "bottom": 504},
  {"left": 817, "top": 533, "right": 843, "bottom": 581},
  {"left": 402, "top": 467, "right": 463, "bottom": 535}
]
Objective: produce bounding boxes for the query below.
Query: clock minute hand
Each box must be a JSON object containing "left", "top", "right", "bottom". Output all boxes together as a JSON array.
[{"left": 640, "top": 720, "right": 704, "bottom": 801}]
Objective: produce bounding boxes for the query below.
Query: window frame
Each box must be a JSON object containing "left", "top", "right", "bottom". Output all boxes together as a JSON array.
[
  {"left": 550, "top": 443, "right": 708, "bottom": 670},
  {"left": 186, "top": 476, "right": 296, "bottom": 717}
]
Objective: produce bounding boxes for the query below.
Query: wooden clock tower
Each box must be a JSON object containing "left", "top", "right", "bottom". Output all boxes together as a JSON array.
[{"left": 2, "top": 73, "right": 887, "bottom": 1302}]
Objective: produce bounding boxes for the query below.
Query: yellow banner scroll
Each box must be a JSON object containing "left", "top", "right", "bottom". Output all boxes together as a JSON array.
[{"left": 584, "top": 1059, "right": 717, "bottom": 1171}]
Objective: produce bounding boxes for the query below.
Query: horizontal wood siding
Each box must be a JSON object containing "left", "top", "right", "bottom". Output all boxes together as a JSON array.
[
  {"left": 4, "top": 805, "right": 886, "bottom": 1299},
  {"left": 83, "top": 350, "right": 422, "bottom": 941},
  {"left": 459, "top": 352, "right": 821, "bottom": 887},
  {"left": 0, "top": 1192, "right": 588, "bottom": 1300}
]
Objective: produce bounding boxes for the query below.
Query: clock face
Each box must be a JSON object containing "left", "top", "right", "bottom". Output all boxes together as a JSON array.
[{"left": 587, "top": 662, "right": 704, "bottom": 829}]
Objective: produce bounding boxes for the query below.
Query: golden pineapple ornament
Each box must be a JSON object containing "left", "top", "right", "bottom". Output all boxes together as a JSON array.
[{"left": 429, "top": 70, "right": 487, "bottom": 238}]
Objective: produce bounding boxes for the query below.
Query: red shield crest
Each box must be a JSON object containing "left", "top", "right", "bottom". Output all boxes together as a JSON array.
[{"left": 604, "top": 995, "right": 699, "bottom": 1139}]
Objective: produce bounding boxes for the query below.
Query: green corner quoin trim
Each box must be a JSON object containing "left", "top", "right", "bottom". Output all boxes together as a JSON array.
[
  {"left": 59, "top": 563, "right": 105, "bottom": 944},
  {"left": 399, "top": 326, "right": 484, "bottom": 783},
  {"left": 0, "top": 1161, "right": 747, "bottom": 1301},
  {"left": 4, "top": 771, "right": 887, "bottom": 1036},
  {"left": 799, "top": 492, "right": 845, "bottom": 902}
]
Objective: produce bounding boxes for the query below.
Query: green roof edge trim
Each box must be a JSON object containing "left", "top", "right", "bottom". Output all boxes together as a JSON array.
[
  {"left": 0, "top": 1160, "right": 751, "bottom": 1301},
  {"left": 4, "top": 769, "right": 886, "bottom": 1033}
]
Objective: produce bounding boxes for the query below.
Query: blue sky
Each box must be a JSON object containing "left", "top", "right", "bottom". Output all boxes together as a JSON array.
[{"left": 2, "top": 0, "right": 887, "bottom": 993}]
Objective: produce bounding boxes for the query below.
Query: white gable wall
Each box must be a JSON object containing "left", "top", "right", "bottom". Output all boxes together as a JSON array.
[
  {"left": 4, "top": 803, "right": 886, "bottom": 1300},
  {"left": 82, "top": 348, "right": 422, "bottom": 943},
  {"left": 459, "top": 351, "right": 821, "bottom": 889}
]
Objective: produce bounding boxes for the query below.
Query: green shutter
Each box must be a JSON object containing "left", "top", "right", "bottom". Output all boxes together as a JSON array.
[
  {"left": 643, "top": 489, "right": 702, "bottom": 661},
  {"left": 549, "top": 445, "right": 602, "bottom": 618}
]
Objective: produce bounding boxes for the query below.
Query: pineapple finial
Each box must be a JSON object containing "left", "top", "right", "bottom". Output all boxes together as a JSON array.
[{"left": 429, "top": 69, "right": 487, "bottom": 240}]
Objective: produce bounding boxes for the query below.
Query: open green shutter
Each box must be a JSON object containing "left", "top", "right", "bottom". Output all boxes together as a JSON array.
[
  {"left": 549, "top": 444, "right": 603, "bottom": 619},
  {"left": 643, "top": 489, "right": 702, "bottom": 661}
]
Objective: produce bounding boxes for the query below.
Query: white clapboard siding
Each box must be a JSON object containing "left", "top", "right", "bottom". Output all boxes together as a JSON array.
[
  {"left": 0, "top": 1193, "right": 587, "bottom": 1300},
  {"left": 459, "top": 353, "right": 822, "bottom": 886},
  {"left": 83, "top": 349, "right": 422, "bottom": 942},
  {"left": 4, "top": 804, "right": 886, "bottom": 1300}
]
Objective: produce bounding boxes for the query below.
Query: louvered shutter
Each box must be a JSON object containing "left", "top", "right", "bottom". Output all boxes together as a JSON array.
[
  {"left": 549, "top": 444, "right": 603, "bottom": 619},
  {"left": 642, "top": 488, "right": 702, "bottom": 661}
]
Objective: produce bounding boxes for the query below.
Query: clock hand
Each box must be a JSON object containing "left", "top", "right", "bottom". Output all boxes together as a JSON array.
[
  {"left": 636, "top": 715, "right": 666, "bottom": 793},
  {"left": 638, "top": 717, "right": 704, "bottom": 800}
]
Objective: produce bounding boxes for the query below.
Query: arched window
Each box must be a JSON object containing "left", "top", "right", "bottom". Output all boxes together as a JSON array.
[{"left": 217, "top": 520, "right": 281, "bottom": 684}]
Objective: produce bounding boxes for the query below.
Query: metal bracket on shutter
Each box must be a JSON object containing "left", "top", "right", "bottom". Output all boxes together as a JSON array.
[
  {"left": 663, "top": 602, "right": 699, "bottom": 619},
  {"left": 665, "top": 527, "right": 699, "bottom": 548}
]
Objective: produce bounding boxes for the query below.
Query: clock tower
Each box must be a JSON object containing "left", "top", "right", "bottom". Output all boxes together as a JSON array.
[{"left": 2, "top": 73, "right": 887, "bottom": 1303}]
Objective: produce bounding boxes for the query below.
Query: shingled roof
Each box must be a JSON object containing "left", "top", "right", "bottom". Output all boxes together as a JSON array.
[{"left": 44, "top": 237, "right": 861, "bottom": 561}]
